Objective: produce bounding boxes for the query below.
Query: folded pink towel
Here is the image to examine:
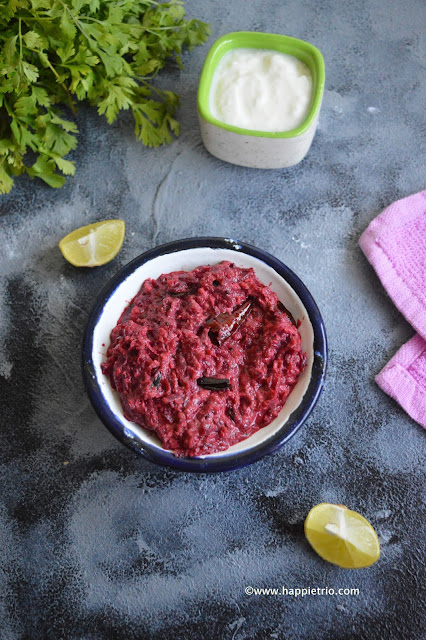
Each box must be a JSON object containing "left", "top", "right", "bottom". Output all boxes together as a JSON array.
[{"left": 359, "top": 191, "right": 426, "bottom": 428}]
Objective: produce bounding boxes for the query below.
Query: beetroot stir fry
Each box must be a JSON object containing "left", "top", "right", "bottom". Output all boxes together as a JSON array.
[{"left": 102, "top": 261, "right": 306, "bottom": 457}]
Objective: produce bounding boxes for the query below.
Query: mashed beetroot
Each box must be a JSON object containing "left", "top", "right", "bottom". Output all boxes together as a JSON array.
[{"left": 102, "top": 261, "right": 306, "bottom": 457}]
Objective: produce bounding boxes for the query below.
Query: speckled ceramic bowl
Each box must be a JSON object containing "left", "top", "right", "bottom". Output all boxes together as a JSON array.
[
  {"left": 197, "top": 32, "right": 325, "bottom": 168},
  {"left": 82, "top": 238, "right": 327, "bottom": 472}
]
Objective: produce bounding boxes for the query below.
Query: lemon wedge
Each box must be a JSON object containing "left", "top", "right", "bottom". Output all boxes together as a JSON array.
[
  {"left": 304, "top": 503, "right": 380, "bottom": 569},
  {"left": 59, "top": 219, "right": 125, "bottom": 267}
]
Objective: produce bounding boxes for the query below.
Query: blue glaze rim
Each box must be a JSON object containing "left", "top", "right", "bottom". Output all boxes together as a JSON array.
[{"left": 82, "top": 237, "right": 327, "bottom": 473}]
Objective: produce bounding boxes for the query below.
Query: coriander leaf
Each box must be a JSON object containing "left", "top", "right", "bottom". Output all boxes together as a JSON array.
[
  {"left": 60, "top": 10, "right": 77, "bottom": 41},
  {"left": 53, "top": 155, "right": 76, "bottom": 175},
  {"left": 4, "top": 35, "right": 18, "bottom": 67},
  {"left": 2, "top": 0, "right": 21, "bottom": 21},
  {"left": 0, "top": 159, "right": 15, "bottom": 194},
  {"left": 22, "top": 61, "right": 39, "bottom": 83},
  {"left": 23, "top": 30, "right": 44, "bottom": 49},
  {"left": 27, "top": 155, "right": 66, "bottom": 188},
  {"left": 14, "top": 92, "right": 37, "bottom": 116},
  {"left": 0, "top": 0, "right": 210, "bottom": 192}
]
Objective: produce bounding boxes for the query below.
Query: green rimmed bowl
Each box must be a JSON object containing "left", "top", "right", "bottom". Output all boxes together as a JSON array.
[{"left": 197, "top": 31, "right": 325, "bottom": 169}]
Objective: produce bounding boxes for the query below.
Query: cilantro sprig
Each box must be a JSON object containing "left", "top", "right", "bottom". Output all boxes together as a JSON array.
[{"left": 0, "top": 0, "right": 210, "bottom": 193}]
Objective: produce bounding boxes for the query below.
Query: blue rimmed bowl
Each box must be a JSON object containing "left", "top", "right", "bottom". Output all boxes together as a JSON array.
[{"left": 82, "top": 238, "right": 327, "bottom": 472}]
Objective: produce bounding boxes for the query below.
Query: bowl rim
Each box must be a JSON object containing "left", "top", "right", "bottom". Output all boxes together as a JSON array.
[
  {"left": 197, "top": 31, "right": 325, "bottom": 139},
  {"left": 82, "top": 237, "right": 327, "bottom": 473}
]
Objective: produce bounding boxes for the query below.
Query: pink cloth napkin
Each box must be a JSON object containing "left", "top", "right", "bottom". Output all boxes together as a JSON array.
[{"left": 359, "top": 191, "right": 426, "bottom": 428}]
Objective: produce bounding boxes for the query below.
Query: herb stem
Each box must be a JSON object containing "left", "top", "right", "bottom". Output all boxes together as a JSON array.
[
  {"left": 145, "top": 26, "right": 181, "bottom": 32},
  {"left": 18, "top": 18, "right": 22, "bottom": 58},
  {"left": 19, "top": 15, "right": 51, "bottom": 21},
  {"left": 35, "top": 51, "right": 77, "bottom": 115},
  {"left": 3, "top": 97, "right": 13, "bottom": 117}
]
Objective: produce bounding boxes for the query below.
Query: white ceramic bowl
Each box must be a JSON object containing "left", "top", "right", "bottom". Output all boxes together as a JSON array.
[
  {"left": 197, "top": 32, "right": 325, "bottom": 169},
  {"left": 82, "top": 238, "right": 327, "bottom": 472}
]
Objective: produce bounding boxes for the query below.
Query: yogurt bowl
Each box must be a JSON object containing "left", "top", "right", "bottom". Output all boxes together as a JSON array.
[
  {"left": 197, "top": 32, "right": 325, "bottom": 169},
  {"left": 82, "top": 238, "right": 327, "bottom": 472}
]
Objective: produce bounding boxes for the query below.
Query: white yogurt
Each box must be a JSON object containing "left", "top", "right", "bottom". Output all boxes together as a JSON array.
[{"left": 209, "top": 48, "right": 313, "bottom": 133}]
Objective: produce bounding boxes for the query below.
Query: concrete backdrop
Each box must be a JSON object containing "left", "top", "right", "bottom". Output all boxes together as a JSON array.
[{"left": 1, "top": 0, "right": 425, "bottom": 638}]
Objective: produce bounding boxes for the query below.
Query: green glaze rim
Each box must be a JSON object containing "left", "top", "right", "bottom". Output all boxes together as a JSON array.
[{"left": 197, "top": 31, "right": 325, "bottom": 138}]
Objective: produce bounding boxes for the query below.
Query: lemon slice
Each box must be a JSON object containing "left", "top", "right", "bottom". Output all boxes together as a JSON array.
[
  {"left": 59, "top": 220, "right": 125, "bottom": 267},
  {"left": 304, "top": 503, "right": 380, "bottom": 569}
]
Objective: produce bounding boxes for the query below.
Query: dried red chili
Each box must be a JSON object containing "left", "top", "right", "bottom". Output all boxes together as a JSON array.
[{"left": 207, "top": 299, "right": 253, "bottom": 345}]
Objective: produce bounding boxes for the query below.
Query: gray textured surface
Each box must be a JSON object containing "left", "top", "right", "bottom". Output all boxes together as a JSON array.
[{"left": 1, "top": 0, "right": 426, "bottom": 638}]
